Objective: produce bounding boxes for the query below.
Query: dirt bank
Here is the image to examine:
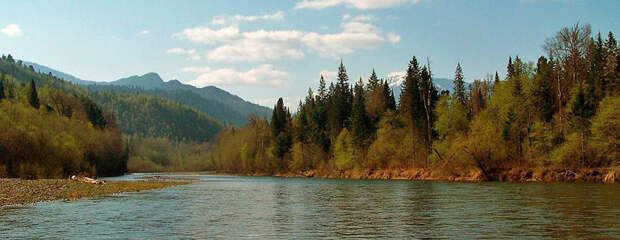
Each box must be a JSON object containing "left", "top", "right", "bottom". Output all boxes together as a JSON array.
[{"left": 272, "top": 168, "right": 620, "bottom": 183}]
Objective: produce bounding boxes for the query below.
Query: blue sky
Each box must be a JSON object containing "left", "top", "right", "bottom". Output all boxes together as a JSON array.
[{"left": 1, "top": 0, "right": 618, "bottom": 107}]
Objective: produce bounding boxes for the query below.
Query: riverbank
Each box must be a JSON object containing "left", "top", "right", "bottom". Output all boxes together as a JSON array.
[
  {"left": 0, "top": 178, "right": 190, "bottom": 208},
  {"left": 270, "top": 167, "right": 620, "bottom": 183}
]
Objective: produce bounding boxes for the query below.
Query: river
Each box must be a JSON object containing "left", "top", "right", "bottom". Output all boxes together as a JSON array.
[{"left": 1, "top": 174, "right": 618, "bottom": 239}]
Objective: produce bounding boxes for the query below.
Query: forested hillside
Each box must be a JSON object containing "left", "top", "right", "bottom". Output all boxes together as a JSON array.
[
  {"left": 89, "top": 91, "right": 222, "bottom": 142},
  {"left": 210, "top": 24, "right": 620, "bottom": 180},
  {"left": 0, "top": 55, "right": 127, "bottom": 178},
  {"left": 88, "top": 85, "right": 248, "bottom": 127}
]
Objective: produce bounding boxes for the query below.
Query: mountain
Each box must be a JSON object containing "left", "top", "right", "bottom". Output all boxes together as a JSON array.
[
  {"left": 21, "top": 61, "right": 98, "bottom": 85},
  {"left": 109, "top": 73, "right": 272, "bottom": 123},
  {"left": 16, "top": 59, "right": 272, "bottom": 126},
  {"left": 386, "top": 72, "right": 455, "bottom": 100}
]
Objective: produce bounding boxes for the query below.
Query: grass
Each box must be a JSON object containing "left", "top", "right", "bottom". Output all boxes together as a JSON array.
[{"left": 0, "top": 178, "right": 191, "bottom": 208}]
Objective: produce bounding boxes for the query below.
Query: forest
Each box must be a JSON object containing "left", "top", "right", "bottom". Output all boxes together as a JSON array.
[
  {"left": 209, "top": 24, "right": 620, "bottom": 179},
  {"left": 0, "top": 55, "right": 220, "bottom": 177},
  {"left": 0, "top": 58, "right": 127, "bottom": 178}
]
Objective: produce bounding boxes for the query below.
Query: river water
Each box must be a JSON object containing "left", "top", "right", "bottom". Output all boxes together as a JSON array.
[{"left": 1, "top": 174, "right": 618, "bottom": 239}]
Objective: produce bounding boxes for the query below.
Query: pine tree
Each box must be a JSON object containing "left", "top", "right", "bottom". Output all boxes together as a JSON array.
[
  {"left": 351, "top": 78, "right": 371, "bottom": 149},
  {"left": 494, "top": 71, "right": 500, "bottom": 85},
  {"left": 420, "top": 66, "right": 438, "bottom": 152},
  {"left": 317, "top": 75, "right": 327, "bottom": 104},
  {"left": 329, "top": 61, "right": 352, "bottom": 135},
  {"left": 382, "top": 80, "right": 396, "bottom": 112},
  {"left": 368, "top": 69, "right": 380, "bottom": 91},
  {"left": 453, "top": 63, "right": 466, "bottom": 107},
  {"left": 27, "top": 78, "right": 40, "bottom": 109},
  {"left": 603, "top": 32, "right": 618, "bottom": 95},
  {"left": 507, "top": 57, "right": 514, "bottom": 79},
  {"left": 532, "top": 56, "right": 554, "bottom": 121},
  {"left": 399, "top": 56, "right": 426, "bottom": 164},
  {"left": 271, "top": 97, "right": 292, "bottom": 168},
  {"left": 0, "top": 74, "right": 5, "bottom": 100}
]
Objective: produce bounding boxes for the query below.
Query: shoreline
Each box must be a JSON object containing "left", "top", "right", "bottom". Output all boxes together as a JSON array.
[
  {"left": 0, "top": 178, "right": 191, "bottom": 209},
  {"left": 145, "top": 167, "right": 620, "bottom": 183},
  {"left": 271, "top": 167, "right": 620, "bottom": 183}
]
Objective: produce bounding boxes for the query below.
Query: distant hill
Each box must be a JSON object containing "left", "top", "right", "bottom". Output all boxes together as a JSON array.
[
  {"left": 21, "top": 61, "right": 98, "bottom": 85},
  {"left": 110, "top": 73, "right": 272, "bottom": 123}
]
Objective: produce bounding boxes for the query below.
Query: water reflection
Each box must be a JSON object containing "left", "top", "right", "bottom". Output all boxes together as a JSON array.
[{"left": 0, "top": 175, "right": 618, "bottom": 239}]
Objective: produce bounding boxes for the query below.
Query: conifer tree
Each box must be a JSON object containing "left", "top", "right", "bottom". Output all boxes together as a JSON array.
[
  {"left": 603, "top": 32, "right": 618, "bottom": 95},
  {"left": 317, "top": 75, "right": 327, "bottom": 104},
  {"left": 399, "top": 56, "right": 426, "bottom": 164},
  {"left": 27, "top": 78, "right": 40, "bottom": 109},
  {"left": 507, "top": 57, "right": 514, "bottom": 79},
  {"left": 453, "top": 63, "right": 466, "bottom": 107},
  {"left": 351, "top": 78, "right": 371, "bottom": 149},
  {"left": 368, "top": 69, "right": 380, "bottom": 91},
  {"left": 382, "top": 80, "right": 396, "bottom": 112},
  {"left": 0, "top": 74, "right": 5, "bottom": 100},
  {"left": 420, "top": 66, "right": 438, "bottom": 153},
  {"left": 329, "top": 61, "right": 352, "bottom": 135},
  {"left": 532, "top": 56, "right": 554, "bottom": 121},
  {"left": 494, "top": 71, "right": 500, "bottom": 85},
  {"left": 271, "top": 98, "right": 292, "bottom": 168}
]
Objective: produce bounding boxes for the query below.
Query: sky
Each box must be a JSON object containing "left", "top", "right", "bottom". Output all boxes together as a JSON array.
[{"left": 0, "top": 0, "right": 618, "bottom": 108}]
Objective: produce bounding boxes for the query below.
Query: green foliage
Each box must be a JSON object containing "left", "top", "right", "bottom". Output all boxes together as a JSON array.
[
  {"left": 434, "top": 95, "right": 469, "bottom": 139},
  {"left": 0, "top": 89, "right": 126, "bottom": 178},
  {"left": 333, "top": 129, "right": 355, "bottom": 171},
  {"left": 590, "top": 95, "right": 620, "bottom": 166}
]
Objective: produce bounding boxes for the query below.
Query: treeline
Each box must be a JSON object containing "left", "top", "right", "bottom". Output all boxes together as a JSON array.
[
  {"left": 211, "top": 24, "right": 620, "bottom": 177},
  {"left": 0, "top": 56, "right": 127, "bottom": 178},
  {"left": 126, "top": 137, "right": 212, "bottom": 172}
]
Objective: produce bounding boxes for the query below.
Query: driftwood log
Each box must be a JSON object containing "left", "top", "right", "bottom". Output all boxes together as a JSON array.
[{"left": 70, "top": 175, "right": 106, "bottom": 185}]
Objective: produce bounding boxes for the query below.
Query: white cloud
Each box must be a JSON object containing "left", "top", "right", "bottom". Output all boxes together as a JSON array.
[
  {"left": 387, "top": 32, "right": 401, "bottom": 43},
  {"left": 174, "top": 26, "right": 240, "bottom": 44},
  {"left": 342, "top": 14, "right": 377, "bottom": 22},
  {"left": 1, "top": 24, "right": 22, "bottom": 37},
  {"left": 320, "top": 26, "right": 329, "bottom": 30},
  {"left": 207, "top": 30, "right": 305, "bottom": 62},
  {"left": 166, "top": 48, "right": 200, "bottom": 61},
  {"left": 212, "top": 11, "right": 284, "bottom": 25},
  {"left": 176, "top": 16, "right": 393, "bottom": 61},
  {"left": 301, "top": 21, "right": 385, "bottom": 58},
  {"left": 295, "top": 0, "right": 420, "bottom": 10},
  {"left": 182, "top": 64, "right": 289, "bottom": 87},
  {"left": 138, "top": 30, "right": 151, "bottom": 35}
]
